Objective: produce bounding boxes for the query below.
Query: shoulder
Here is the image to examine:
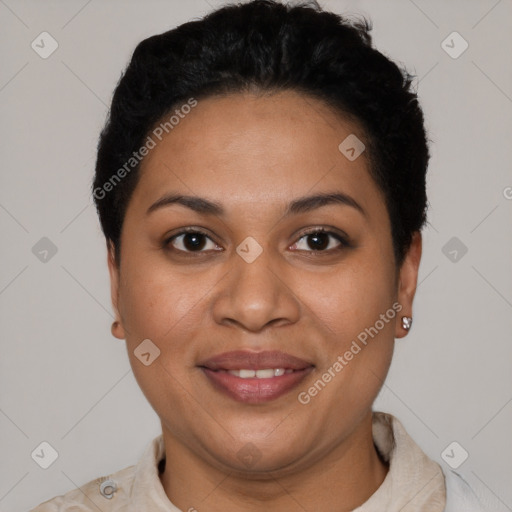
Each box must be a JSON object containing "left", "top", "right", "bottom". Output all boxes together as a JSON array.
[
  {"left": 29, "top": 464, "right": 136, "bottom": 512},
  {"left": 443, "top": 468, "right": 507, "bottom": 512}
]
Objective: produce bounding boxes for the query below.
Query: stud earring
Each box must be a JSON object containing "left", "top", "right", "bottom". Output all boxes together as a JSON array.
[{"left": 401, "top": 316, "right": 412, "bottom": 330}]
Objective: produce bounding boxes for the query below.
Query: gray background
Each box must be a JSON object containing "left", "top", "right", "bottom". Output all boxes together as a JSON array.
[{"left": 1, "top": 0, "right": 511, "bottom": 510}]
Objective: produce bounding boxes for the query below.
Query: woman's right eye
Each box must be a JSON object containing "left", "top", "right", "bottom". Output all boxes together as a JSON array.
[{"left": 166, "top": 230, "right": 221, "bottom": 253}]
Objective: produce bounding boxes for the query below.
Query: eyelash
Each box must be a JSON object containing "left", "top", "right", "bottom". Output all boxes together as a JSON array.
[{"left": 163, "top": 226, "right": 351, "bottom": 256}]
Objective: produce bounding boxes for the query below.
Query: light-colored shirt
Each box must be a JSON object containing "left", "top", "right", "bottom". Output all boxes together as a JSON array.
[{"left": 30, "top": 411, "right": 499, "bottom": 511}]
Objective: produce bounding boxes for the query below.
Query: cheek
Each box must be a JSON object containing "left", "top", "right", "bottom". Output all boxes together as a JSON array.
[
  {"left": 118, "top": 263, "right": 204, "bottom": 342},
  {"left": 313, "top": 257, "right": 397, "bottom": 340},
  {"left": 307, "top": 254, "right": 397, "bottom": 396},
  {"left": 118, "top": 269, "right": 208, "bottom": 416},
  {"left": 117, "top": 259, "right": 218, "bottom": 399}
]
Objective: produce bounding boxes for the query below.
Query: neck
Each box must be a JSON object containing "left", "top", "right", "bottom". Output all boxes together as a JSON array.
[{"left": 159, "top": 411, "right": 389, "bottom": 512}]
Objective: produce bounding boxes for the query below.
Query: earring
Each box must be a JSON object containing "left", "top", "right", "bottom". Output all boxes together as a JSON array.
[{"left": 401, "top": 316, "right": 412, "bottom": 330}]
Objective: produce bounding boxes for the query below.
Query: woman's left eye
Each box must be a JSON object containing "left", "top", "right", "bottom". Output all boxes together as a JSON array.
[{"left": 291, "top": 230, "right": 347, "bottom": 252}]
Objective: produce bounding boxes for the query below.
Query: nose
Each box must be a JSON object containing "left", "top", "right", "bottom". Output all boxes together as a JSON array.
[{"left": 211, "top": 244, "right": 301, "bottom": 333}]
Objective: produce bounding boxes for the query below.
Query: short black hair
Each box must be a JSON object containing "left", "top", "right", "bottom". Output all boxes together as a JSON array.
[{"left": 93, "top": 0, "right": 429, "bottom": 268}]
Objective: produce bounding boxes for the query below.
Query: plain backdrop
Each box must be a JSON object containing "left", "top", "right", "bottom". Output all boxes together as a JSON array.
[{"left": 1, "top": 0, "right": 511, "bottom": 510}]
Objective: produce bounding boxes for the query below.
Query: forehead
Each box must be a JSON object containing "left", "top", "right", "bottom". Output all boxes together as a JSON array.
[{"left": 129, "top": 90, "right": 385, "bottom": 219}]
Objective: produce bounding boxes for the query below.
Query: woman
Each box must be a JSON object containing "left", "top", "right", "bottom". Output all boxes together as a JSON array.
[{"left": 31, "top": 0, "right": 503, "bottom": 510}]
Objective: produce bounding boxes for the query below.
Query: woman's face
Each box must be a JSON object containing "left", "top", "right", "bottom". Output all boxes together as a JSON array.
[{"left": 109, "top": 90, "right": 421, "bottom": 475}]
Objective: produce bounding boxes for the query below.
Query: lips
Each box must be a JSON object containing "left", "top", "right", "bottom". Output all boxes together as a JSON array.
[
  {"left": 198, "top": 350, "right": 312, "bottom": 371},
  {"left": 198, "top": 350, "right": 314, "bottom": 404}
]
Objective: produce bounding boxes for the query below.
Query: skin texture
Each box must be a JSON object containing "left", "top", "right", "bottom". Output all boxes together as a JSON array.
[{"left": 108, "top": 90, "right": 422, "bottom": 511}]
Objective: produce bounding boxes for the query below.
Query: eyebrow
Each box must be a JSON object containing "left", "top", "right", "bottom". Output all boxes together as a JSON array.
[{"left": 146, "top": 191, "right": 366, "bottom": 218}]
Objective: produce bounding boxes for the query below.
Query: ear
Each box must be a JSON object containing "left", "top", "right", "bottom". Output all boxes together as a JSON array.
[
  {"left": 395, "top": 231, "right": 422, "bottom": 339},
  {"left": 107, "top": 241, "right": 126, "bottom": 340}
]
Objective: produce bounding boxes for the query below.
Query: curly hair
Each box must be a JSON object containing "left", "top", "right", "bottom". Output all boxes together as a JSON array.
[{"left": 93, "top": 0, "right": 429, "bottom": 268}]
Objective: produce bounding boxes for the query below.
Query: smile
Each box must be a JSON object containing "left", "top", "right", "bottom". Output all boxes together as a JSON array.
[{"left": 198, "top": 350, "right": 314, "bottom": 404}]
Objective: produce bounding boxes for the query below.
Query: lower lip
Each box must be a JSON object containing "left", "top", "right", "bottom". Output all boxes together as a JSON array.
[{"left": 201, "top": 368, "right": 314, "bottom": 404}]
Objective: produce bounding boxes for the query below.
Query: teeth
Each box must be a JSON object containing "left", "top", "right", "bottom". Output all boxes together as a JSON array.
[
  {"left": 255, "top": 369, "right": 275, "bottom": 379},
  {"left": 227, "top": 368, "right": 289, "bottom": 379}
]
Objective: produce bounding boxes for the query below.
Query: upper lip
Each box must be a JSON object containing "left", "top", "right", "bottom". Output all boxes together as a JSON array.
[{"left": 198, "top": 350, "right": 314, "bottom": 371}]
